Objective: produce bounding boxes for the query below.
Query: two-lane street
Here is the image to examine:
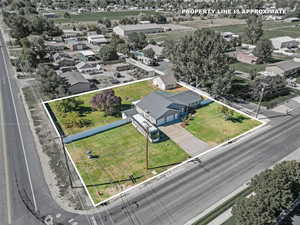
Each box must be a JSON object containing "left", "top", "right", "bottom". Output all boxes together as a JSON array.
[{"left": 1, "top": 28, "right": 300, "bottom": 225}]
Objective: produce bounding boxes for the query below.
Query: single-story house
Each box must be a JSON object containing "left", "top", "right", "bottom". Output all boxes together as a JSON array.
[
  {"left": 68, "top": 42, "right": 89, "bottom": 51},
  {"left": 265, "top": 58, "right": 300, "bottom": 77},
  {"left": 64, "top": 37, "right": 78, "bottom": 45},
  {"left": 221, "top": 32, "right": 240, "bottom": 41},
  {"left": 45, "top": 42, "right": 66, "bottom": 52},
  {"left": 75, "top": 61, "right": 101, "bottom": 73},
  {"left": 153, "top": 74, "right": 177, "bottom": 90},
  {"left": 52, "top": 52, "right": 72, "bottom": 62},
  {"left": 60, "top": 71, "right": 91, "bottom": 94},
  {"left": 132, "top": 90, "right": 203, "bottom": 126},
  {"left": 78, "top": 50, "right": 97, "bottom": 61},
  {"left": 54, "top": 57, "right": 76, "bottom": 68},
  {"left": 143, "top": 44, "right": 164, "bottom": 60},
  {"left": 112, "top": 63, "right": 131, "bottom": 71},
  {"left": 87, "top": 35, "right": 110, "bottom": 45},
  {"left": 236, "top": 51, "right": 258, "bottom": 64},
  {"left": 270, "top": 36, "right": 298, "bottom": 50},
  {"left": 62, "top": 30, "right": 84, "bottom": 38}
]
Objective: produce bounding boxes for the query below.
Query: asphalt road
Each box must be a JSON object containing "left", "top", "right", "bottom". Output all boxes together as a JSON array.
[{"left": 1, "top": 29, "right": 300, "bottom": 225}]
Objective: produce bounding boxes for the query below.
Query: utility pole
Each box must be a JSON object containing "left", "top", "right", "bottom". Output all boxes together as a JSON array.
[
  {"left": 255, "top": 84, "right": 266, "bottom": 118},
  {"left": 145, "top": 126, "right": 149, "bottom": 170},
  {"left": 59, "top": 136, "right": 74, "bottom": 188}
]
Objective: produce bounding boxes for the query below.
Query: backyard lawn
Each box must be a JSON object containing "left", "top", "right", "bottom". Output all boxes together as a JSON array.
[
  {"left": 49, "top": 80, "right": 186, "bottom": 135},
  {"left": 185, "top": 103, "right": 261, "bottom": 146},
  {"left": 66, "top": 124, "right": 189, "bottom": 204}
]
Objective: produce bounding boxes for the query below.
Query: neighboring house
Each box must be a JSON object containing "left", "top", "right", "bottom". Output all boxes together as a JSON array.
[
  {"left": 45, "top": 42, "right": 66, "bottom": 52},
  {"left": 75, "top": 61, "right": 101, "bottom": 73},
  {"left": 143, "top": 44, "right": 164, "bottom": 60},
  {"left": 87, "top": 34, "right": 109, "bottom": 45},
  {"left": 60, "top": 71, "right": 91, "bottom": 94},
  {"left": 62, "top": 30, "right": 84, "bottom": 39},
  {"left": 112, "top": 63, "right": 131, "bottom": 71},
  {"left": 270, "top": 36, "right": 298, "bottom": 50},
  {"left": 52, "top": 52, "right": 72, "bottom": 62},
  {"left": 78, "top": 50, "right": 97, "bottom": 61},
  {"left": 236, "top": 51, "right": 258, "bottom": 64},
  {"left": 55, "top": 57, "right": 76, "bottom": 67},
  {"left": 64, "top": 37, "right": 78, "bottom": 45},
  {"left": 113, "top": 24, "right": 164, "bottom": 37},
  {"left": 153, "top": 74, "right": 177, "bottom": 90},
  {"left": 221, "top": 32, "right": 240, "bottom": 41},
  {"left": 42, "top": 12, "right": 57, "bottom": 18},
  {"left": 265, "top": 58, "right": 300, "bottom": 77},
  {"left": 69, "top": 42, "right": 89, "bottom": 51}
]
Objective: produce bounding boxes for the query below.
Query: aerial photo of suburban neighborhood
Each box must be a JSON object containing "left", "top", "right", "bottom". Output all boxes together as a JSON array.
[{"left": 2, "top": 0, "right": 300, "bottom": 225}]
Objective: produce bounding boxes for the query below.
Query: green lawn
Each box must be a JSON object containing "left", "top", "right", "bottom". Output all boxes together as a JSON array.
[
  {"left": 185, "top": 103, "right": 261, "bottom": 146},
  {"left": 67, "top": 124, "right": 189, "bottom": 204},
  {"left": 54, "top": 10, "right": 159, "bottom": 23},
  {"left": 49, "top": 80, "right": 186, "bottom": 135},
  {"left": 297, "top": 77, "right": 300, "bottom": 84},
  {"left": 230, "top": 62, "right": 266, "bottom": 73}
]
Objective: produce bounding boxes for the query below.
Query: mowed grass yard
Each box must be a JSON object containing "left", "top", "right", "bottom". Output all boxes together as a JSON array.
[
  {"left": 67, "top": 124, "right": 189, "bottom": 204},
  {"left": 185, "top": 103, "right": 262, "bottom": 146},
  {"left": 49, "top": 80, "right": 186, "bottom": 135}
]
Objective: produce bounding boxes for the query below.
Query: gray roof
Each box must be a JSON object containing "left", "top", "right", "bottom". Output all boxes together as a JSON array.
[
  {"left": 170, "top": 91, "right": 203, "bottom": 106},
  {"left": 60, "top": 71, "right": 89, "bottom": 86},
  {"left": 268, "top": 60, "right": 300, "bottom": 72},
  {"left": 136, "top": 90, "right": 202, "bottom": 120},
  {"left": 158, "top": 74, "right": 177, "bottom": 86}
]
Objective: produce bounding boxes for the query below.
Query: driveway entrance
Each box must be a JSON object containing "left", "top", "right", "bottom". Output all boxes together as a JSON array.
[{"left": 160, "top": 124, "right": 210, "bottom": 157}]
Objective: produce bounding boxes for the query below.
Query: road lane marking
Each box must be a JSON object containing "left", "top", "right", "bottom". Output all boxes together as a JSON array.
[
  {"left": 0, "top": 31, "right": 38, "bottom": 212},
  {"left": 0, "top": 78, "right": 12, "bottom": 224}
]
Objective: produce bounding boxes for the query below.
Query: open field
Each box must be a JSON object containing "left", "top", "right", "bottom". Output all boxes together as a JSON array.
[
  {"left": 67, "top": 124, "right": 189, "bottom": 203},
  {"left": 185, "top": 103, "right": 262, "bottom": 146},
  {"left": 54, "top": 10, "right": 159, "bottom": 23},
  {"left": 49, "top": 80, "right": 187, "bottom": 135}
]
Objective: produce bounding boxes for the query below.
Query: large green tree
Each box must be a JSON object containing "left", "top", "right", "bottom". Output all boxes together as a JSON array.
[
  {"left": 166, "top": 29, "right": 233, "bottom": 97},
  {"left": 253, "top": 39, "right": 273, "bottom": 64},
  {"left": 232, "top": 161, "right": 300, "bottom": 225},
  {"left": 36, "top": 65, "right": 69, "bottom": 99},
  {"left": 128, "top": 32, "right": 147, "bottom": 50},
  {"left": 98, "top": 45, "right": 119, "bottom": 61},
  {"left": 246, "top": 15, "right": 264, "bottom": 44}
]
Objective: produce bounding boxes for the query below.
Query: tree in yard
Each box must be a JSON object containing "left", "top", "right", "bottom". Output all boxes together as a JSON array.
[
  {"left": 64, "top": 12, "right": 71, "bottom": 18},
  {"left": 219, "top": 105, "right": 234, "bottom": 120},
  {"left": 166, "top": 29, "right": 233, "bottom": 97},
  {"left": 250, "top": 69, "right": 258, "bottom": 81},
  {"left": 103, "top": 18, "right": 112, "bottom": 28},
  {"left": 143, "top": 48, "right": 155, "bottom": 59},
  {"left": 91, "top": 89, "right": 122, "bottom": 116},
  {"left": 128, "top": 32, "right": 147, "bottom": 50},
  {"left": 116, "top": 43, "right": 130, "bottom": 55},
  {"left": 251, "top": 75, "right": 289, "bottom": 101},
  {"left": 98, "top": 45, "right": 119, "bottom": 61},
  {"left": 253, "top": 39, "right": 273, "bottom": 64},
  {"left": 61, "top": 111, "right": 92, "bottom": 128},
  {"left": 56, "top": 98, "right": 83, "bottom": 113},
  {"left": 246, "top": 15, "right": 264, "bottom": 45}
]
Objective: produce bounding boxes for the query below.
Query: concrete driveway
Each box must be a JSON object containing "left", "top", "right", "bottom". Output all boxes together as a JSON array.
[{"left": 160, "top": 123, "right": 210, "bottom": 157}]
